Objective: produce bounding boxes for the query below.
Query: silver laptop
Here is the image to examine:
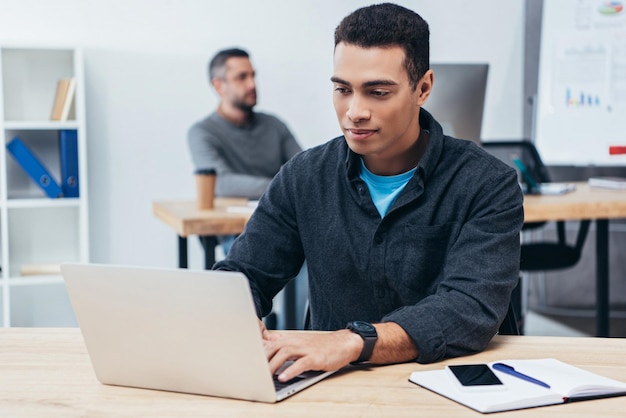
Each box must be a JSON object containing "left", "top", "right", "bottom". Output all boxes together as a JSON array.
[{"left": 61, "top": 263, "right": 335, "bottom": 402}]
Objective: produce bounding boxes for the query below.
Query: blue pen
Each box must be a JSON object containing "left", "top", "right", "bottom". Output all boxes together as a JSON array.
[{"left": 492, "top": 363, "right": 551, "bottom": 389}]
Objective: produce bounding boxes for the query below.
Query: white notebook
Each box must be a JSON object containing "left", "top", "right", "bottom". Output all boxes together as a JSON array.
[
  {"left": 589, "top": 177, "right": 626, "bottom": 190},
  {"left": 409, "top": 358, "right": 626, "bottom": 413}
]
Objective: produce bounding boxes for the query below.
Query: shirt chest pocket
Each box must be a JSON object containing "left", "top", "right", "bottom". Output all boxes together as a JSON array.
[{"left": 385, "top": 222, "right": 459, "bottom": 296}]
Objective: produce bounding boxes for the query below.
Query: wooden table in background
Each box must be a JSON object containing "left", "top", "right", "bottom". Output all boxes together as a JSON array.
[
  {"left": 523, "top": 182, "right": 626, "bottom": 337},
  {"left": 154, "top": 183, "right": 626, "bottom": 335},
  {"left": 2, "top": 328, "right": 626, "bottom": 417},
  {"left": 153, "top": 198, "right": 251, "bottom": 269}
]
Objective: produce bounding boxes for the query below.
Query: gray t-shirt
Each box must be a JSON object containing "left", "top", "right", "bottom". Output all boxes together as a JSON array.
[{"left": 187, "top": 111, "right": 302, "bottom": 199}]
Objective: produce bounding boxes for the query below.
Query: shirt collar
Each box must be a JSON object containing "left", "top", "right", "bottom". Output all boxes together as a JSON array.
[{"left": 416, "top": 107, "right": 445, "bottom": 182}]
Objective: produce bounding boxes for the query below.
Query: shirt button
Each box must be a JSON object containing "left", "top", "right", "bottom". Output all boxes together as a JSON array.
[{"left": 358, "top": 186, "right": 365, "bottom": 194}]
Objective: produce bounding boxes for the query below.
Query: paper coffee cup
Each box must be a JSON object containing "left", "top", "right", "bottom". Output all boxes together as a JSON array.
[{"left": 195, "top": 168, "right": 216, "bottom": 210}]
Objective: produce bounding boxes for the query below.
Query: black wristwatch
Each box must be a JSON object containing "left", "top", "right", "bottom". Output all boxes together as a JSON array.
[{"left": 346, "top": 321, "right": 378, "bottom": 363}]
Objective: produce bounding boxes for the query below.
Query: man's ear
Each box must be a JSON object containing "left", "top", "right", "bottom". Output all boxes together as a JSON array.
[
  {"left": 212, "top": 78, "right": 224, "bottom": 95},
  {"left": 416, "top": 69, "right": 434, "bottom": 107}
]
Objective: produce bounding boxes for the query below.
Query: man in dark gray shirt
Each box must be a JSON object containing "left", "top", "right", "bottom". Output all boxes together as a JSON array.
[
  {"left": 188, "top": 48, "right": 302, "bottom": 199},
  {"left": 215, "top": 3, "right": 523, "bottom": 383}
]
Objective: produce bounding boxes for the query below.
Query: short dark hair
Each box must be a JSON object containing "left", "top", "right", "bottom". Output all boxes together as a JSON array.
[
  {"left": 208, "top": 48, "right": 250, "bottom": 81},
  {"left": 334, "top": 3, "right": 429, "bottom": 90}
]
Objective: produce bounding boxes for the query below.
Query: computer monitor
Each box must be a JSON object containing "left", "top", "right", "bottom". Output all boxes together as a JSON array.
[{"left": 424, "top": 63, "right": 489, "bottom": 144}]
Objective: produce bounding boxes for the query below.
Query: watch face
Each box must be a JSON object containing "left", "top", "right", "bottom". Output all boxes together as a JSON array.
[{"left": 352, "top": 321, "right": 375, "bottom": 333}]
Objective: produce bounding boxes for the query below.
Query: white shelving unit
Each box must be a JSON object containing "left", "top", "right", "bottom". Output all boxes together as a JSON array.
[{"left": 0, "top": 46, "right": 89, "bottom": 327}]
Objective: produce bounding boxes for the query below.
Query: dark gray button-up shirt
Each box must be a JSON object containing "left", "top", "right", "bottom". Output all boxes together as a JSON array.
[{"left": 215, "top": 109, "right": 524, "bottom": 363}]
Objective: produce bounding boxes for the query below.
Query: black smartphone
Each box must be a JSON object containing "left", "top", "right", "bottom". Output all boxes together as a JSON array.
[{"left": 445, "top": 364, "right": 506, "bottom": 392}]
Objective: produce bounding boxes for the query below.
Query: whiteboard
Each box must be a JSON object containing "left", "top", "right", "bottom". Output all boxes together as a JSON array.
[{"left": 535, "top": 0, "right": 626, "bottom": 165}]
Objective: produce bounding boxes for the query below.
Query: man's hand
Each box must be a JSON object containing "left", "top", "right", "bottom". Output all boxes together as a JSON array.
[
  {"left": 258, "top": 320, "right": 419, "bottom": 382},
  {"left": 263, "top": 329, "right": 363, "bottom": 382},
  {"left": 258, "top": 318, "right": 279, "bottom": 342}
]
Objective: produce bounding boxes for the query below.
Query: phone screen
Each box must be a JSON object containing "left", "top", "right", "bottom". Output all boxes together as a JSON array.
[{"left": 447, "top": 364, "right": 503, "bottom": 387}]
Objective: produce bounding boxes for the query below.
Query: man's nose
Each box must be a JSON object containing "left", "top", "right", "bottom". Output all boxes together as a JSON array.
[
  {"left": 247, "top": 76, "right": 256, "bottom": 90},
  {"left": 346, "top": 95, "right": 371, "bottom": 122}
]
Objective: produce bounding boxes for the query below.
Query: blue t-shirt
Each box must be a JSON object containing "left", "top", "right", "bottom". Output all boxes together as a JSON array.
[{"left": 359, "top": 158, "right": 417, "bottom": 217}]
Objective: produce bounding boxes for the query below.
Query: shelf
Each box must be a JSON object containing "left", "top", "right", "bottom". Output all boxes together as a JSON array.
[
  {"left": 3, "top": 129, "right": 79, "bottom": 200},
  {"left": 6, "top": 275, "right": 64, "bottom": 287},
  {"left": 5, "top": 205, "right": 80, "bottom": 278},
  {"left": 2, "top": 120, "right": 79, "bottom": 130},
  {"left": 1, "top": 48, "right": 75, "bottom": 122},
  {"left": 4, "top": 197, "right": 81, "bottom": 209},
  {"left": 1, "top": 45, "right": 88, "bottom": 327}
]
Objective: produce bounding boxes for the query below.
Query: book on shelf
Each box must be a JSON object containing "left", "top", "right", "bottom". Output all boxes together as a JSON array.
[
  {"left": 59, "top": 130, "right": 79, "bottom": 197},
  {"left": 50, "top": 77, "right": 76, "bottom": 121},
  {"left": 588, "top": 176, "right": 626, "bottom": 190},
  {"left": 409, "top": 358, "right": 626, "bottom": 414},
  {"left": 6, "top": 137, "right": 63, "bottom": 198},
  {"left": 20, "top": 263, "right": 62, "bottom": 277}
]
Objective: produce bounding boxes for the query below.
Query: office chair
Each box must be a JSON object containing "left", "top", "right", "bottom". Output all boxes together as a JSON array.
[
  {"left": 498, "top": 298, "right": 520, "bottom": 335},
  {"left": 482, "top": 140, "right": 591, "bottom": 332}
]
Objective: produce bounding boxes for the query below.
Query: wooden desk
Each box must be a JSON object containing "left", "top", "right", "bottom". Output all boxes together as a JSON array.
[
  {"left": 2, "top": 328, "right": 626, "bottom": 417},
  {"left": 523, "top": 182, "right": 626, "bottom": 337},
  {"left": 153, "top": 198, "right": 252, "bottom": 268}
]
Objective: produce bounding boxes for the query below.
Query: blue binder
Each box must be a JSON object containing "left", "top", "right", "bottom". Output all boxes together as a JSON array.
[
  {"left": 6, "top": 137, "right": 63, "bottom": 198},
  {"left": 59, "top": 130, "right": 79, "bottom": 197}
]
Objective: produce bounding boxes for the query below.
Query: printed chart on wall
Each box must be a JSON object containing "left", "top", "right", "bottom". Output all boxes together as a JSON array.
[{"left": 535, "top": 0, "right": 626, "bottom": 165}]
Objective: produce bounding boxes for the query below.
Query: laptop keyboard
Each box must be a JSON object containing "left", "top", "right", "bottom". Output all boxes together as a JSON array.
[{"left": 273, "top": 371, "right": 324, "bottom": 391}]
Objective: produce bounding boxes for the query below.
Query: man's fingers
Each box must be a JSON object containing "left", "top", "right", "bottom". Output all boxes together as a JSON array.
[
  {"left": 266, "top": 339, "right": 294, "bottom": 375},
  {"left": 263, "top": 330, "right": 281, "bottom": 341},
  {"left": 277, "top": 358, "right": 310, "bottom": 382},
  {"left": 264, "top": 331, "right": 356, "bottom": 381}
]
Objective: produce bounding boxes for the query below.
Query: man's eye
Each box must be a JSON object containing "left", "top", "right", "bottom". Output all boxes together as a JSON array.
[
  {"left": 334, "top": 87, "right": 350, "bottom": 94},
  {"left": 370, "top": 90, "right": 389, "bottom": 97}
]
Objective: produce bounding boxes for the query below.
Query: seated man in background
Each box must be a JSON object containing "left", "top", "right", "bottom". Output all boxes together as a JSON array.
[
  {"left": 215, "top": 3, "right": 524, "bottom": 383},
  {"left": 188, "top": 47, "right": 304, "bottom": 328},
  {"left": 188, "top": 47, "right": 302, "bottom": 254}
]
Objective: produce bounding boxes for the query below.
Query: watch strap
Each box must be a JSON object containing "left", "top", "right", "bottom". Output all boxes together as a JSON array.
[
  {"left": 347, "top": 321, "right": 378, "bottom": 363},
  {"left": 356, "top": 334, "right": 376, "bottom": 363}
]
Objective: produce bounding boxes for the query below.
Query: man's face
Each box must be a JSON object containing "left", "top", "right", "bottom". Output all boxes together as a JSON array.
[
  {"left": 216, "top": 57, "right": 257, "bottom": 111},
  {"left": 332, "top": 43, "right": 430, "bottom": 173}
]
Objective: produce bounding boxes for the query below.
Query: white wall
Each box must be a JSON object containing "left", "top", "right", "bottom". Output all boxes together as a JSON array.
[{"left": 0, "top": 0, "right": 525, "bottom": 269}]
